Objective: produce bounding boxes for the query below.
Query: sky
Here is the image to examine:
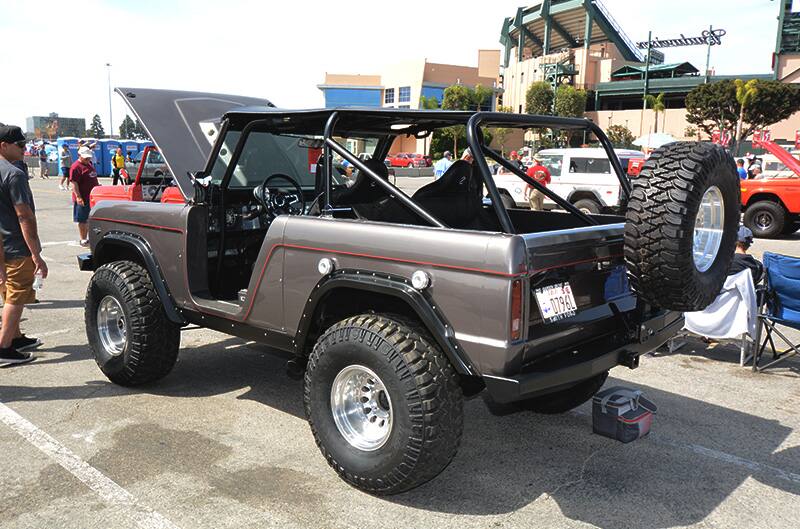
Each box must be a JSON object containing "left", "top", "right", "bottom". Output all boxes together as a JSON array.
[{"left": 0, "top": 0, "right": 783, "bottom": 134}]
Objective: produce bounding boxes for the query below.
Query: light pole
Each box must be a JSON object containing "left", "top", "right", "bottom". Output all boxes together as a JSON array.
[
  {"left": 106, "top": 63, "right": 113, "bottom": 138},
  {"left": 639, "top": 30, "right": 652, "bottom": 137}
]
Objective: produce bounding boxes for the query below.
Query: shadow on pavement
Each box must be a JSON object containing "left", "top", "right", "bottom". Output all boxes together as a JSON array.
[
  {"left": 656, "top": 336, "right": 800, "bottom": 375},
  {"left": 1, "top": 338, "right": 798, "bottom": 528}
]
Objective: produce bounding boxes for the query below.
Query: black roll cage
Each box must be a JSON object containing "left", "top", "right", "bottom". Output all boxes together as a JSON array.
[{"left": 208, "top": 109, "right": 632, "bottom": 235}]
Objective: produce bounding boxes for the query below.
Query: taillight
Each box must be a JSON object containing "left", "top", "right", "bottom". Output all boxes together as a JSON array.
[{"left": 510, "top": 279, "right": 523, "bottom": 341}]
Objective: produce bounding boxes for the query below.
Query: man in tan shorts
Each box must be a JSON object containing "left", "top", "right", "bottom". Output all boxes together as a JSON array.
[{"left": 0, "top": 125, "right": 48, "bottom": 365}]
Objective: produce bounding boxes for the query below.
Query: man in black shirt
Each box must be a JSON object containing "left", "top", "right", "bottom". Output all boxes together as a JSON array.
[
  {"left": 0, "top": 125, "right": 48, "bottom": 365},
  {"left": 729, "top": 226, "right": 763, "bottom": 284}
]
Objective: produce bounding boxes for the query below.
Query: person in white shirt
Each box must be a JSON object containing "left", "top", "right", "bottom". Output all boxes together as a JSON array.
[{"left": 433, "top": 151, "right": 453, "bottom": 179}]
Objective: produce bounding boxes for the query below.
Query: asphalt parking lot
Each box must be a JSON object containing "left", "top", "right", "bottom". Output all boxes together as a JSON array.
[{"left": 1, "top": 178, "right": 799, "bottom": 529}]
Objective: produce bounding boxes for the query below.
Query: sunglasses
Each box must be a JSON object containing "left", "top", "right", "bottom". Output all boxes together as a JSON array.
[{"left": 15, "top": 141, "right": 26, "bottom": 148}]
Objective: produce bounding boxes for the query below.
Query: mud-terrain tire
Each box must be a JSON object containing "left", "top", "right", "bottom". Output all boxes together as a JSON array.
[
  {"left": 304, "top": 314, "right": 463, "bottom": 495},
  {"left": 625, "top": 142, "right": 739, "bottom": 311},
  {"left": 573, "top": 198, "right": 602, "bottom": 214},
  {"left": 85, "top": 261, "right": 180, "bottom": 386},
  {"left": 743, "top": 200, "right": 786, "bottom": 239},
  {"left": 518, "top": 371, "right": 609, "bottom": 414}
]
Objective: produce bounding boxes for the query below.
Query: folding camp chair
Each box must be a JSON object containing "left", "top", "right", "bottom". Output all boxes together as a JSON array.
[
  {"left": 676, "top": 269, "right": 757, "bottom": 366},
  {"left": 752, "top": 252, "right": 800, "bottom": 372}
]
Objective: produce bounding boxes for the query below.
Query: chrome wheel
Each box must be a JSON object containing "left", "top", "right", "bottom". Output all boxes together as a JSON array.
[
  {"left": 755, "top": 211, "right": 774, "bottom": 230},
  {"left": 693, "top": 185, "right": 724, "bottom": 273},
  {"left": 330, "top": 365, "right": 393, "bottom": 451},
  {"left": 97, "top": 295, "right": 127, "bottom": 356}
]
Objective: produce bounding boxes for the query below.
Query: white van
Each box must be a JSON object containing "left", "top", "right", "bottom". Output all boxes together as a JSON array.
[{"left": 493, "top": 148, "right": 645, "bottom": 213}]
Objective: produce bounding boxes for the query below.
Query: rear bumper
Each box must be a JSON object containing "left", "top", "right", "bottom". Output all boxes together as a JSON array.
[
  {"left": 77, "top": 253, "right": 94, "bottom": 271},
  {"left": 483, "top": 310, "right": 683, "bottom": 403}
]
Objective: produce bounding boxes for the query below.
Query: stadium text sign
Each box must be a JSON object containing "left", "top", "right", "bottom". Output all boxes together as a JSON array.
[{"left": 636, "top": 28, "right": 726, "bottom": 49}]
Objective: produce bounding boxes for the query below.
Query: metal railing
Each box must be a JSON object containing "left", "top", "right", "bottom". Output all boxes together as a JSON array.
[{"left": 593, "top": 0, "right": 646, "bottom": 62}]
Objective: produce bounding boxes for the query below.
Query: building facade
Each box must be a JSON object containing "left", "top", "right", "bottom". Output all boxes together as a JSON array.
[
  {"left": 26, "top": 113, "right": 86, "bottom": 139},
  {"left": 500, "top": 0, "right": 800, "bottom": 146},
  {"left": 318, "top": 51, "right": 501, "bottom": 154}
]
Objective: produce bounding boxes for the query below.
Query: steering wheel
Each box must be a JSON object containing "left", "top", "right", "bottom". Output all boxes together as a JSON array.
[{"left": 253, "top": 173, "right": 306, "bottom": 219}]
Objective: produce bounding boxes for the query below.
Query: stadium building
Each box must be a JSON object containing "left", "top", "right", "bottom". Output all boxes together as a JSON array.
[{"left": 498, "top": 0, "right": 800, "bottom": 146}]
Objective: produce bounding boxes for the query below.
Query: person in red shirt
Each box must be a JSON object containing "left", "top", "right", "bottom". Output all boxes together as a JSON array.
[
  {"left": 524, "top": 156, "right": 551, "bottom": 211},
  {"left": 69, "top": 147, "right": 100, "bottom": 247}
]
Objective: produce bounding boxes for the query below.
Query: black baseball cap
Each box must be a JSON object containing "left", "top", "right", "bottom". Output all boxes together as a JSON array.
[{"left": 0, "top": 125, "right": 25, "bottom": 144}]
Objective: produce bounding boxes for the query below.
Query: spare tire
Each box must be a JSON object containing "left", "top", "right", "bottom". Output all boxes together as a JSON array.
[{"left": 624, "top": 142, "right": 739, "bottom": 311}]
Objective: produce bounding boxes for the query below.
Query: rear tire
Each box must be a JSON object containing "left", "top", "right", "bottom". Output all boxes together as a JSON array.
[
  {"left": 85, "top": 261, "right": 180, "bottom": 386},
  {"left": 304, "top": 314, "right": 463, "bottom": 495},
  {"left": 625, "top": 142, "right": 739, "bottom": 311},
  {"left": 744, "top": 201, "right": 786, "bottom": 239},
  {"left": 572, "top": 198, "right": 602, "bottom": 214},
  {"left": 518, "top": 371, "right": 609, "bottom": 414}
]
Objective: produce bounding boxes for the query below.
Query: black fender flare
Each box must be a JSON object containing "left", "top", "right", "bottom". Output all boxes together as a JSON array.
[
  {"left": 94, "top": 232, "right": 186, "bottom": 325},
  {"left": 294, "top": 270, "right": 478, "bottom": 377}
]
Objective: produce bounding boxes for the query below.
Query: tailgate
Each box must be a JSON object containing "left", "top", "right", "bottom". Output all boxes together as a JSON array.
[{"left": 521, "top": 222, "right": 636, "bottom": 365}]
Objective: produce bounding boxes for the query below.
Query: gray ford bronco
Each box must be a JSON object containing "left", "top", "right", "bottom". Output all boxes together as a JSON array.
[{"left": 79, "top": 88, "right": 739, "bottom": 494}]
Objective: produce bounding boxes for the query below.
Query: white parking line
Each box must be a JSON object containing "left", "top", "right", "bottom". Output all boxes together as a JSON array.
[
  {"left": 669, "top": 439, "right": 800, "bottom": 485},
  {"left": 36, "top": 328, "right": 72, "bottom": 338},
  {"left": 571, "top": 409, "right": 800, "bottom": 485},
  {"left": 0, "top": 402, "right": 181, "bottom": 529},
  {"left": 41, "top": 241, "right": 79, "bottom": 248}
]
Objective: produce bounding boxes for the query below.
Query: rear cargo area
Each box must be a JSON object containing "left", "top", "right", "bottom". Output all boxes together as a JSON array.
[{"left": 519, "top": 216, "right": 637, "bottom": 369}]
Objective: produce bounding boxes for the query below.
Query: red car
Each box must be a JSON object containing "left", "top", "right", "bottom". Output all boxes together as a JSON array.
[
  {"left": 384, "top": 153, "right": 416, "bottom": 167},
  {"left": 409, "top": 153, "right": 433, "bottom": 167}
]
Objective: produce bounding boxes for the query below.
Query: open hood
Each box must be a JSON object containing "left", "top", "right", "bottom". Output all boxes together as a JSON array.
[{"left": 116, "top": 87, "right": 273, "bottom": 197}]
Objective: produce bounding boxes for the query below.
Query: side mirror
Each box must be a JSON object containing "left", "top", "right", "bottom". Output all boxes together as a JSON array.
[{"left": 189, "top": 172, "right": 211, "bottom": 204}]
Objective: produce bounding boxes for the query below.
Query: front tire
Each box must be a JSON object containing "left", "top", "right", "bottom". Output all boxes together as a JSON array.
[
  {"left": 85, "top": 261, "right": 180, "bottom": 386},
  {"left": 744, "top": 200, "right": 786, "bottom": 238},
  {"left": 304, "top": 314, "right": 463, "bottom": 495}
]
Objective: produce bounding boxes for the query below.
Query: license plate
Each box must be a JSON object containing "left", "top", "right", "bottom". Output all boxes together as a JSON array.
[{"left": 534, "top": 282, "right": 577, "bottom": 322}]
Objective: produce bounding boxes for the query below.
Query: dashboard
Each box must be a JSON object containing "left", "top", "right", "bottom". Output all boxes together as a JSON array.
[{"left": 208, "top": 204, "right": 266, "bottom": 232}]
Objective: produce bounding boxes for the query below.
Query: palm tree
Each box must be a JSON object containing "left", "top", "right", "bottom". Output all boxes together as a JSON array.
[
  {"left": 644, "top": 92, "right": 666, "bottom": 133},
  {"left": 734, "top": 79, "right": 758, "bottom": 154}
]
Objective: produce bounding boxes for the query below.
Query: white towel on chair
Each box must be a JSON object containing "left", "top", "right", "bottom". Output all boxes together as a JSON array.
[{"left": 684, "top": 269, "right": 757, "bottom": 339}]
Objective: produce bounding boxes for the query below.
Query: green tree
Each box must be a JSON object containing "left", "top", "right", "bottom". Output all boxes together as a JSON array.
[
  {"left": 554, "top": 85, "right": 587, "bottom": 118},
  {"left": 734, "top": 79, "right": 758, "bottom": 149},
  {"left": 436, "top": 84, "right": 493, "bottom": 155},
  {"left": 525, "top": 81, "right": 554, "bottom": 115},
  {"left": 119, "top": 115, "right": 136, "bottom": 139},
  {"left": 606, "top": 124, "right": 635, "bottom": 148},
  {"left": 419, "top": 95, "right": 440, "bottom": 109},
  {"left": 472, "top": 84, "right": 493, "bottom": 111},
  {"left": 554, "top": 85, "right": 588, "bottom": 145},
  {"left": 132, "top": 118, "right": 150, "bottom": 140},
  {"left": 644, "top": 92, "right": 666, "bottom": 133},
  {"left": 86, "top": 114, "right": 105, "bottom": 138},
  {"left": 442, "top": 85, "right": 474, "bottom": 111},
  {"left": 686, "top": 79, "right": 800, "bottom": 153},
  {"left": 488, "top": 105, "right": 514, "bottom": 155}
]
